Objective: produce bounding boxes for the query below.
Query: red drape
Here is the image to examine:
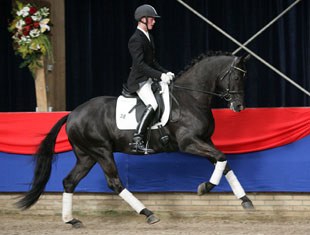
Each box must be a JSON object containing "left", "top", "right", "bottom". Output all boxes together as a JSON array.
[
  {"left": 212, "top": 108, "right": 310, "bottom": 153},
  {"left": 0, "top": 108, "right": 309, "bottom": 154},
  {"left": 0, "top": 112, "right": 70, "bottom": 154}
]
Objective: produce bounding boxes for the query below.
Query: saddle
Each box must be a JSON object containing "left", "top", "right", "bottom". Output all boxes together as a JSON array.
[
  {"left": 116, "top": 81, "right": 171, "bottom": 131},
  {"left": 121, "top": 82, "right": 164, "bottom": 123}
]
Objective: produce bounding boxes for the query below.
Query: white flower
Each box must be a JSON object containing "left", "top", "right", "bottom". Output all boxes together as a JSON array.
[
  {"left": 16, "top": 19, "right": 25, "bottom": 30},
  {"left": 40, "top": 18, "right": 50, "bottom": 32},
  {"left": 40, "top": 7, "right": 50, "bottom": 17},
  {"left": 30, "top": 29, "right": 40, "bottom": 38},
  {"left": 19, "top": 36, "right": 31, "bottom": 45},
  {"left": 17, "top": 6, "right": 30, "bottom": 17},
  {"left": 31, "top": 11, "right": 42, "bottom": 21}
]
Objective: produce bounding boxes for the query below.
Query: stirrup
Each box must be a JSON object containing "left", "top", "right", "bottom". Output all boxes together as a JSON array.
[{"left": 129, "top": 140, "right": 155, "bottom": 154}]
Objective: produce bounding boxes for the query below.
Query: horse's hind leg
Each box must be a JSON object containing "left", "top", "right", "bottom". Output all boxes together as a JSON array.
[
  {"left": 223, "top": 163, "right": 254, "bottom": 209},
  {"left": 96, "top": 150, "right": 160, "bottom": 224},
  {"left": 62, "top": 146, "right": 96, "bottom": 228}
]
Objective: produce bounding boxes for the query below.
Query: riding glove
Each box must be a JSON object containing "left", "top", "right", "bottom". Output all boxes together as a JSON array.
[
  {"left": 166, "top": 72, "right": 175, "bottom": 81},
  {"left": 160, "top": 73, "right": 171, "bottom": 84}
]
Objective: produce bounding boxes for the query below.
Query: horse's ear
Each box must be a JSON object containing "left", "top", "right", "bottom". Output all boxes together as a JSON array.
[{"left": 240, "top": 54, "right": 251, "bottom": 62}]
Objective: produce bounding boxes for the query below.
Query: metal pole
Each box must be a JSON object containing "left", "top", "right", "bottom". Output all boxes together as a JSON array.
[
  {"left": 233, "top": 0, "right": 302, "bottom": 55},
  {"left": 176, "top": 0, "right": 310, "bottom": 97}
]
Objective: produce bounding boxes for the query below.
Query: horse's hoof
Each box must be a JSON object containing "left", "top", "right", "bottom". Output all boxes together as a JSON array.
[
  {"left": 197, "top": 182, "right": 207, "bottom": 196},
  {"left": 66, "top": 218, "right": 84, "bottom": 228},
  {"left": 242, "top": 201, "right": 255, "bottom": 210},
  {"left": 146, "top": 214, "right": 160, "bottom": 224}
]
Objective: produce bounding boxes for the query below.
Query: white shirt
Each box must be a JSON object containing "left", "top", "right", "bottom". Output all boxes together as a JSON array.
[{"left": 137, "top": 26, "right": 150, "bottom": 41}]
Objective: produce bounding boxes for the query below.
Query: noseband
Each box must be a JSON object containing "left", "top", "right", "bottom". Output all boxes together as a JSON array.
[{"left": 173, "top": 58, "right": 247, "bottom": 101}]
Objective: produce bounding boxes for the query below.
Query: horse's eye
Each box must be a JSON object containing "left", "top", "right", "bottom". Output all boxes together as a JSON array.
[{"left": 234, "top": 74, "right": 241, "bottom": 80}]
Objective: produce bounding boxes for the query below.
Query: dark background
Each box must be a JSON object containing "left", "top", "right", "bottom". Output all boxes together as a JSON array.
[{"left": 1, "top": 0, "right": 309, "bottom": 111}]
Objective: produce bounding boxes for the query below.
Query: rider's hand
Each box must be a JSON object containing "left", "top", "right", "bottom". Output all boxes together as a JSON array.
[
  {"left": 160, "top": 73, "right": 171, "bottom": 84},
  {"left": 166, "top": 72, "right": 175, "bottom": 81}
]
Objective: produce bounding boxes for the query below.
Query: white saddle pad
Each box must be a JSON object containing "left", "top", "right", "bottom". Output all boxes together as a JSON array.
[{"left": 116, "top": 82, "right": 170, "bottom": 130}]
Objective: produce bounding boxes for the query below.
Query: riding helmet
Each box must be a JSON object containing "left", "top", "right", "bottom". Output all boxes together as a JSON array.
[{"left": 134, "top": 4, "right": 160, "bottom": 21}]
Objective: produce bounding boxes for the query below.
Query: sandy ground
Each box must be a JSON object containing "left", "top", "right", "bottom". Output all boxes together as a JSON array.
[{"left": 0, "top": 213, "right": 309, "bottom": 235}]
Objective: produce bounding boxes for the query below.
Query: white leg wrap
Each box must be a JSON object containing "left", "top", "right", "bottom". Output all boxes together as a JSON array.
[
  {"left": 225, "top": 170, "right": 246, "bottom": 199},
  {"left": 119, "top": 188, "right": 145, "bottom": 214},
  {"left": 62, "top": 192, "right": 73, "bottom": 223},
  {"left": 209, "top": 161, "right": 227, "bottom": 185}
]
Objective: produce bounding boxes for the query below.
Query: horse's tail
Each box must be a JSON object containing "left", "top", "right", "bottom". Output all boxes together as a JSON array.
[{"left": 16, "top": 114, "right": 69, "bottom": 210}]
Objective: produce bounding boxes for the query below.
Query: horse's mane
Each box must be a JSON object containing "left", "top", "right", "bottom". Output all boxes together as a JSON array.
[{"left": 176, "top": 51, "right": 232, "bottom": 78}]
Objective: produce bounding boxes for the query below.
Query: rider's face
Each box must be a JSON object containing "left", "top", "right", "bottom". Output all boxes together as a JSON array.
[
  {"left": 141, "top": 17, "right": 155, "bottom": 30},
  {"left": 147, "top": 17, "right": 155, "bottom": 30}
]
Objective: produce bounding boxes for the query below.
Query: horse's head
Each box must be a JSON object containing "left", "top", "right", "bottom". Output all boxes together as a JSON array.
[
  {"left": 217, "top": 54, "right": 250, "bottom": 112},
  {"left": 174, "top": 52, "right": 250, "bottom": 112}
]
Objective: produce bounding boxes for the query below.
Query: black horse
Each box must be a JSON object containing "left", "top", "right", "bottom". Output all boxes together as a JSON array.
[{"left": 17, "top": 52, "right": 254, "bottom": 227}]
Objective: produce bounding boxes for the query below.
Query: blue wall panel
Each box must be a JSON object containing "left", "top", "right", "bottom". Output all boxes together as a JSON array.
[{"left": 0, "top": 135, "right": 309, "bottom": 193}]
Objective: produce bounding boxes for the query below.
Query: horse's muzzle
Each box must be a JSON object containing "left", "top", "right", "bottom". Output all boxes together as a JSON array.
[{"left": 229, "top": 101, "right": 245, "bottom": 112}]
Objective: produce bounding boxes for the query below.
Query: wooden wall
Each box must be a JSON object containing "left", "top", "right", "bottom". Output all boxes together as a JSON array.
[{"left": 46, "top": 0, "right": 66, "bottom": 111}]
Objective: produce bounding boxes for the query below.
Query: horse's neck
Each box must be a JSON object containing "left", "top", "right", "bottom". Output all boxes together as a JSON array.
[
  {"left": 175, "top": 58, "right": 220, "bottom": 104},
  {"left": 174, "top": 56, "right": 234, "bottom": 108}
]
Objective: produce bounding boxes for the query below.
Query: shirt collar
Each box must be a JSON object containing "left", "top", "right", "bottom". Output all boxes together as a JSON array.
[{"left": 137, "top": 26, "right": 150, "bottom": 41}]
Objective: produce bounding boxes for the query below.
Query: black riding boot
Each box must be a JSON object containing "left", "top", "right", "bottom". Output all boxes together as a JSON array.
[{"left": 130, "top": 105, "right": 155, "bottom": 154}]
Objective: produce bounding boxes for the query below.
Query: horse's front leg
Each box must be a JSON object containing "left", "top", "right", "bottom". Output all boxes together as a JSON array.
[
  {"left": 181, "top": 138, "right": 254, "bottom": 210},
  {"left": 197, "top": 161, "right": 254, "bottom": 210},
  {"left": 180, "top": 138, "right": 226, "bottom": 192},
  {"left": 197, "top": 160, "right": 227, "bottom": 195},
  {"left": 223, "top": 164, "right": 254, "bottom": 209}
]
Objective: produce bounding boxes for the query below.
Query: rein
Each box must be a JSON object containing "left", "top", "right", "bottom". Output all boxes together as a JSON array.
[
  {"left": 172, "top": 58, "right": 246, "bottom": 102},
  {"left": 173, "top": 84, "right": 229, "bottom": 99}
]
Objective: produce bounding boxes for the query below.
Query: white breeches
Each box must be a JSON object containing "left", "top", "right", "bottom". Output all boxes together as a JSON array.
[{"left": 136, "top": 78, "right": 158, "bottom": 111}]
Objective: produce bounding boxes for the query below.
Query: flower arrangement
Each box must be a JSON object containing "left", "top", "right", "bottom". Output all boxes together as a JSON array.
[{"left": 8, "top": 1, "right": 53, "bottom": 76}]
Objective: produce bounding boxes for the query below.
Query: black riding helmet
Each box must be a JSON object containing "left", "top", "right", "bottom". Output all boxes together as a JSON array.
[{"left": 134, "top": 4, "right": 160, "bottom": 21}]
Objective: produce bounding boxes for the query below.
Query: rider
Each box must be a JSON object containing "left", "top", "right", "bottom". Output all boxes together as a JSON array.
[{"left": 127, "top": 4, "right": 174, "bottom": 154}]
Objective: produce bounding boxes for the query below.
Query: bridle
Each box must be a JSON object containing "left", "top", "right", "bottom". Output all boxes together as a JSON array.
[{"left": 173, "top": 57, "right": 247, "bottom": 101}]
